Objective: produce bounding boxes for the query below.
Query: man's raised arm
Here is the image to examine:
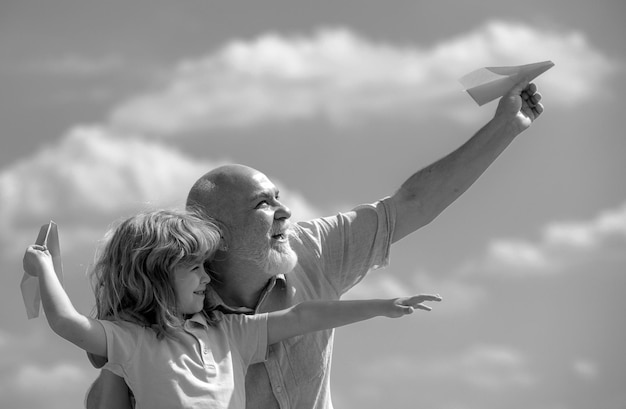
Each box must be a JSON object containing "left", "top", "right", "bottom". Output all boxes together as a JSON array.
[{"left": 391, "top": 79, "right": 543, "bottom": 242}]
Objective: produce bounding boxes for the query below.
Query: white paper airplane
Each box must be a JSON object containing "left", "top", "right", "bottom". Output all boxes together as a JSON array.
[
  {"left": 21, "top": 221, "right": 64, "bottom": 319},
  {"left": 459, "top": 60, "right": 555, "bottom": 106}
]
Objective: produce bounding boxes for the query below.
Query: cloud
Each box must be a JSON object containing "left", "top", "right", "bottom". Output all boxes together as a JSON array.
[
  {"left": 359, "top": 344, "right": 535, "bottom": 390},
  {"left": 572, "top": 358, "right": 599, "bottom": 381},
  {"left": 343, "top": 269, "right": 486, "bottom": 315},
  {"left": 0, "top": 127, "right": 211, "bottom": 265},
  {"left": 467, "top": 202, "right": 626, "bottom": 276},
  {"left": 544, "top": 205, "right": 626, "bottom": 247},
  {"left": 0, "top": 362, "right": 94, "bottom": 409},
  {"left": 0, "top": 126, "right": 321, "bottom": 259},
  {"left": 273, "top": 180, "right": 324, "bottom": 223},
  {"left": 342, "top": 271, "right": 410, "bottom": 299},
  {"left": 456, "top": 344, "right": 535, "bottom": 389},
  {"left": 107, "top": 21, "right": 618, "bottom": 136},
  {"left": 439, "top": 21, "right": 619, "bottom": 106},
  {"left": 1, "top": 126, "right": 205, "bottom": 218},
  {"left": 13, "top": 363, "right": 89, "bottom": 393}
]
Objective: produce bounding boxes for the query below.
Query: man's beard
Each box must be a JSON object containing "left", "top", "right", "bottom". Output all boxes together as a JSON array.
[
  {"left": 263, "top": 245, "right": 298, "bottom": 276},
  {"left": 231, "top": 229, "right": 298, "bottom": 276}
]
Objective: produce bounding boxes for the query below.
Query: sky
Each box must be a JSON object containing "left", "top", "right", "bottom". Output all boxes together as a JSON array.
[{"left": 1, "top": 1, "right": 625, "bottom": 408}]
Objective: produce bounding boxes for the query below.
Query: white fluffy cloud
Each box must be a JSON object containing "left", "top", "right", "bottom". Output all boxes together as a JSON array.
[
  {"left": 0, "top": 126, "right": 214, "bottom": 253},
  {"left": 108, "top": 21, "right": 618, "bottom": 135},
  {"left": 0, "top": 126, "right": 209, "bottom": 222},
  {"left": 0, "top": 125, "right": 321, "bottom": 257},
  {"left": 471, "top": 202, "right": 626, "bottom": 276}
]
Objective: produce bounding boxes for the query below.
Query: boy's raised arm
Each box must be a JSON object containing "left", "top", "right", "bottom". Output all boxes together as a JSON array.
[
  {"left": 266, "top": 294, "right": 442, "bottom": 345},
  {"left": 23, "top": 244, "right": 107, "bottom": 357}
]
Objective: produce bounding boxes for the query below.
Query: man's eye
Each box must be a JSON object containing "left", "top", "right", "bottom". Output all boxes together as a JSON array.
[{"left": 256, "top": 200, "right": 269, "bottom": 208}]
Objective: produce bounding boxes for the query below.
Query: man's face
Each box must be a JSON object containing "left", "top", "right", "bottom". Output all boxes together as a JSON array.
[{"left": 221, "top": 170, "right": 298, "bottom": 277}]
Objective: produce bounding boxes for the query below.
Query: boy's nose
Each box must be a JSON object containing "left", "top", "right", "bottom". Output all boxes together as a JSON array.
[{"left": 200, "top": 269, "right": 211, "bottom": 285}]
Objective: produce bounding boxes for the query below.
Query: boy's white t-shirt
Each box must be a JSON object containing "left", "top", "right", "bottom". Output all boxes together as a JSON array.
[{"left": 100, "top": 311, "right": 268, "bottom": 409}]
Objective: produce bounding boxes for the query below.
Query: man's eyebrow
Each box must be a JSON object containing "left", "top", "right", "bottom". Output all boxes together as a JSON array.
[
  {"left": 249, "top": 191, "right": 270, "bottom": 202},
  {"left": 249, "top": 188, "right": 279, "bottom": 203}
]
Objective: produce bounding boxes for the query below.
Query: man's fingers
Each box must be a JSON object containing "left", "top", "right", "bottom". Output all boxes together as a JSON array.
[
  {"left": 531, "top": 92, "right": 542, "bottom": 104},
  {"left": 522, "top": 89, "right": 541, "bottom": 104},
  {"left": 508, "top": 76, "right": 532, "bottom": 95},
  {"left": 521, "top": 87, "right": 544, "bottom": 120}
]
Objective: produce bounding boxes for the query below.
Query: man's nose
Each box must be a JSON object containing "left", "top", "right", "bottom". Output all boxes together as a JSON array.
[{"left": 274, "top": 201, "right": 292, "bottom": 220}]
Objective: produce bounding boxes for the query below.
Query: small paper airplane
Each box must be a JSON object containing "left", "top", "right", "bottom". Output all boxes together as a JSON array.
[
  {"left": 459, "top": 60, "right": 555, "bottom": 106},
  {"left": 20, "top": 221, "right": 64, "bottom": 319}
]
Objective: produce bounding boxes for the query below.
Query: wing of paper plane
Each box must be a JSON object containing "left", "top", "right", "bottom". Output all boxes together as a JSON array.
[
  {"left": 20, "top": 221, "right": 64, "bottom": 319},
  {"left": 459, "top": 60, "right": 554, "bottom": 106}
]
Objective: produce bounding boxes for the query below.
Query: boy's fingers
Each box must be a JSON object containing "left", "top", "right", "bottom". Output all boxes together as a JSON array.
[
  {"left": 402, "top": 294, "right": 442, "bottom": 305},
  {"left": 414, "top": 304, "right": 432, "bottom": 312},
  {"left": 25, "top": 244, "right": 48, "bottom": 254},
  {"left": 398, "top": 294, "right": 442, "bottom": 312},
  {"left": 419, "top": 294, "right": 442, "bottom": 302}
]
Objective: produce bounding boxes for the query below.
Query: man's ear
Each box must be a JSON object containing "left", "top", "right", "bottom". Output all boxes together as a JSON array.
[{"left": 219, "top": 237, "right": 228, "bottom": 252}]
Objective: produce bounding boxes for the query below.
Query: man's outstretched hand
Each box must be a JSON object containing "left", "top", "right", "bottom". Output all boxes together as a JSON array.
[{"left": 496, "top": 79, "right": 544, "bottom": 134}]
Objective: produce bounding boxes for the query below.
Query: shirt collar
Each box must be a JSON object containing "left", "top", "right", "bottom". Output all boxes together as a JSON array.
[
  {"left": 186, "top": 312, "right": 210, "bottom": 328},
  {"left": 204, "top": 274, "right": 287, "bottom": 314},
  {"left": 255, "top": 274, "right": 286, "bottom": 312}
]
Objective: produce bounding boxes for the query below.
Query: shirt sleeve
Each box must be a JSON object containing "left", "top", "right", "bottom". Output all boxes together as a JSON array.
[
  {"left": 98, "top": 320, "right": 142, "bottom": 378},
  {"left": 220, "top": 313, "right": 269, "bottom": 366},
  {"left": 293, "top": 197, "right": 396, "bottom": 295}
]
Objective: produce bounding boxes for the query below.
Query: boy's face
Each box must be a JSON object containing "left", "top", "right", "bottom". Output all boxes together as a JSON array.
[{"left": 173, "top": 260, "right": 211, "bottom": 315}]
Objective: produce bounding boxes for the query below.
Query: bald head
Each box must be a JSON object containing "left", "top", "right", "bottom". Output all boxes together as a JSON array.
[
  {"left": 186, "top": 164, "right": 267, "bottom": 224},
  {"left": 186, "top": 163, "right": 296, "bottom": 285}
]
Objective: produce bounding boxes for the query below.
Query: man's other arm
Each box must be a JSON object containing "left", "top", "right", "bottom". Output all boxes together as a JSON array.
[
  {"left": 390, "top": 80, "right": 544, "bottom": 242},
  {"left": 85, "top": 370, "right": 132, "bottom": 409}
]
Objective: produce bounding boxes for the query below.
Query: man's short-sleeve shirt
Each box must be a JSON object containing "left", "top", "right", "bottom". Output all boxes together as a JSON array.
[{"left": 246, "top": 198, "right": 396, "bottom": 409}]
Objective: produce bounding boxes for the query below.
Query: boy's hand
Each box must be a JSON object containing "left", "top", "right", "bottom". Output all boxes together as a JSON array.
[
  {"left": 23, "top": 244, "right": 52, "bottom": 277},
  {"left": 390, "top": 294, "right": 442, "bottom": 317}
]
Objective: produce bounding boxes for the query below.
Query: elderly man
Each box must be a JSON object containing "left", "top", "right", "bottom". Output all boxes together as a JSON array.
[{"left": 86, "top": 80, "right": 543, "bottom": 408}]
